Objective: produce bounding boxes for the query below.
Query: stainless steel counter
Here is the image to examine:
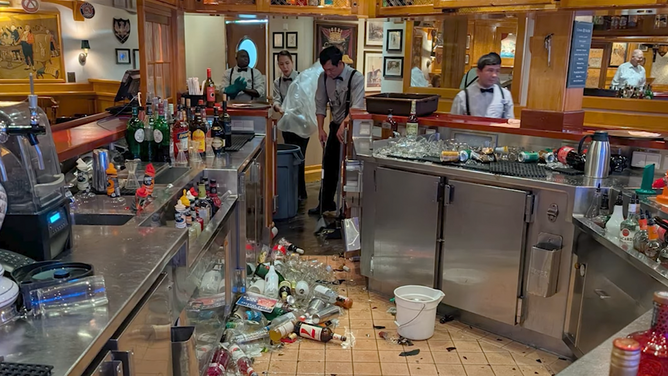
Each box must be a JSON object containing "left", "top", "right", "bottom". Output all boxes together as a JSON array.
[
  {"left": 0, "top": 225, "right": 188, "bottom": 376},
  {"left": 558, "top": 310, "right": 652, "bottom": 375}
]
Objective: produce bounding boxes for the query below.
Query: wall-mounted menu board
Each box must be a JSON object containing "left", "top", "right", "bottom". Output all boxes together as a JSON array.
[{"left": 567, "top": 21, "right": 593, "bottom": 88}]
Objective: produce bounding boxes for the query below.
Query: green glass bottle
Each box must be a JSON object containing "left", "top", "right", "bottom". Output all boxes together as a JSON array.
[
  {"left": 126, "top": 104, "right": 143, "bottom": 159},
  {"left": 153, "top": 101, "right": 170, "bottom": 163},
  {"left": 141, "top": 101, "right": 155, "bottom": 162},
  {"left": 262, "top": 301, "right": 289, "bottom": 321}
]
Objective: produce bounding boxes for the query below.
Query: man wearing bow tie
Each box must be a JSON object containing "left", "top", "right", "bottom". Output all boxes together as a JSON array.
[
  {"left": 273, "top": 50, "right": 308, "bottom": 201},
  {"left": 450, "top": 52, "right": 514, "bottom": 119},
  {"left": 221, "top": 49, "right": 266, "bottom": 102},
  {"left": 309, "top": 46, "right": 364, "bottom": 215}
]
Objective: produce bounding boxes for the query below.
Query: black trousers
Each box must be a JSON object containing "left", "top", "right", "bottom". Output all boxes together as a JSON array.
[
  {"left": 282, "top": 131, "right": 309, "bottom": 199},
  {"left": 319, "top": 121, "right": 342, "bottom": 208}
]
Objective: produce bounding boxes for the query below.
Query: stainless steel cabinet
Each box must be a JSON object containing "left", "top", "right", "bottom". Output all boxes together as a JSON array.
[
  {"left": 440, "top": 180, "right": 529, "bottom": 325},
  {"left": 372, "top": 167, "right": 443, "bottom": 295}
]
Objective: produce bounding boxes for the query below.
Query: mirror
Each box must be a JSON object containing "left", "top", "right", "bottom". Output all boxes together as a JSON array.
[
  {"left": 410, "top": 14, "right": 520, "bottom": 90},
  {"left": 585, "top": 11, "right": 668, "bottom": 98}
]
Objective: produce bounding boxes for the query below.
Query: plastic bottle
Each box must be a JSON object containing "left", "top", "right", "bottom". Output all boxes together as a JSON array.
[
  {"left": 174, "top": 201, "right": 186, "bottom": 229},
  {"left": 264, "top": 265, "right": 279, "bottom": 298},
  {"left": 207, "top": 346, "right": 230, "bottom": 376},
  {"left": 295, "top": 280, "right": 310, "bottom": 298},
  {"left": 607, "top": 194, "right": 625, "bottom": 238},
  {"left": 313, "top": 285, "right": 353, "bottom": 309},
  {"left": 269, "top": 320, "right": 295, "bottom": 342},
  {"left": 229, "top": 328, "right": 269, "bottom": 344},
  {"left": 227, "top": 343, "right": 259, "bottom": 376}
]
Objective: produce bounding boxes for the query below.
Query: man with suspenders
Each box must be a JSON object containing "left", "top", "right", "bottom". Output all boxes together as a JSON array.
[
  {"left": 221, "top": 49, "right": 266, "bottom": 101},
  {"left": 308, "top": 46, "right": 364, "bottom": 215},
  {"left": 451, "top": 52, "right": 515, "bottom": 119}
]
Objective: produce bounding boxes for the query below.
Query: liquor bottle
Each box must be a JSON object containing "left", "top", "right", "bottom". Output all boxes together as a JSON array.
[
  {"left": 255, "top": 263, "right": 285, "bottom": 282},
  {"left": 261, "top": 301, "right": 290, "bottom": 321},
  {"left": 264, "top": 265, "right": 280, "bottom": 298},
  {"left": 141, "top": 100, "right": 155, "bottom": 162},
  {"left": 645, "top": 218, "right": 661, "bottom": 261},
  {"left": 406, "top": 101, "right": 419, "bottom": 137},
  {"left": 167, "top": 103, "right": 175, "bottom": 163},
  {"left": 211, "top": 105, "right": 225, "bottom": 156},
  {"left": 208, "top": 179, "right": 222, "bottom": 214},
  {"left": 204, "top": 68, "right": 216, "bottom": 108},
  {"left": 207, "top": 346, "right": 231, "bottom": 376},
  {"left": 173, "top": 109, "right": 190, "bottom": 164},
  {"left": 185, "top": 98, "right": 193, "bottom": 122},
  {"left": 228, "top": 328, "right": 270, "bottom": 344},
  {"left": 635, "top": 211, "right": 649, "bottom": 254},
  {"left": 313, "top": 285, "right": 353, "bottom": 309},
  {"left": 126, "top": 103, "right": 143, "bottom": 159},
  {"left": 227, "top": 344, "right": 259, "bottom": 376},
  {"left": 585, "top": 185, "right": 602, "bottom": 220},
  {"left": 381, "top": 109, "right": 397, "bottom": 139},
  {"left": 593, "top": 192, "right": 611, "bottom": 229},
  {"left": 620, "top": 195, "right": 640, "bottom": 243},
  {"left": 154, "top": 101, "right": 170, "bottom": 163},
  {"left": 191, "top": 103, "right": 207, "bottom": 158},
  {"left": 198, "top": 182, "right": 212, "bottom": 223},
  {"left": 294, "top": 322, "right": 347, "bottom": 343},
  {"left": 269, "top": 319, "right": 295, "bottom": 342},
  {"left": 278, "top": 280, "right": 292, "bottom": 302},
  {"left": 609, "top": 338, "right": 640, "bottom": 376},
  {"left": 607, "top": 194, "right": 625, "bottom": 238},
  {"left": 628, "top": 291, "right": 668, "bottom": 375},
  {"left": 222, "top": 94, "right": 232, "bottom": 151}
]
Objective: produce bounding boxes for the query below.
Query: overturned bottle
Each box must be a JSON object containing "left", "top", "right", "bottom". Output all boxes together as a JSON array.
[
  {"left": 294, "top": 322, "right": 346, "bottom": 343},
  {"left": 313, "top": 285, "right": 353, "bottom": 309}
]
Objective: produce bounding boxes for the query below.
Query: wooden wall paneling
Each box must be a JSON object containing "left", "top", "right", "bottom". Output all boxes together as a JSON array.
[
  {"left": 584, "top": 110, "right": 668, "bottom": 132},
  {"left": 137, "top": 0, "right": 149, "bottom": 100},
  {"left": 436, "top": 0, "right": 552, "bottom": 8},
  {"left": 560, "top": 0, "right": 667, "bottom": 9},
  {"left": 402, "top": 22, "right": 414, "bottom": 93},
  {"left": 441, "top": 16, "right": 469, "bottom": 88},
  {"left": 173, "top": 8, "right": 187, "bottom": 98},
  {"left": 510, "top": 13, "right": 526, "bottom": 103}
]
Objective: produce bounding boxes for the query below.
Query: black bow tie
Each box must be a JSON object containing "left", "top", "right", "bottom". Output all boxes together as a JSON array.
[
  {"left": 480, "top": 87, "right": 494, "bottom": 94},
  {"left": 282, "top": 77, "right": 293, "bottom": 82},
  {"left": 237, "top": 68, "right": 248, "bottom": 72},
  {"left": 334, "top": 76, "right": 344, "bottom": 81}
]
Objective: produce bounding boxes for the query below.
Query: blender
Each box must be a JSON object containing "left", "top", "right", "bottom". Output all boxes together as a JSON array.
[{"left": 0, "top": 74, "right": 73, "bottom": 261}]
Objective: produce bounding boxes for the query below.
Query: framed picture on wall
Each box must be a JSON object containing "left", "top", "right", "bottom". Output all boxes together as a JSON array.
[
  {"left": 0, "top": 10, "right": 65, "bottom": 81},
  {"left": 286, "top": 32, "right": 298, "bottom": 49},
  {"left": 132, "top": 49, "right": 140, "bottom": 69},
  {"left": 386, "top": 29, "right": 403, "bottom": 52},
  {"left": 273, "top": 32, "right": 284, "bottom": 49},
  {"left": 116, "top": 48, "right": 131, "bottom": 64},
  {"left": 610, "top": 42, "right": 628, "bottom": 67},
  {"left": 273, "top": 52, "right": 298, "bottom": 81},
  {"left": 383, "top": 56, "right": 403, "bottom": 78},
  {"left": 365, "top": 19, "right": 384, "bottom": 47},
  {"left": 363, "top": 52, "right": 383, "bottom": 92},
  {"left": 314, "top": 21, "right": 359, "bottom": 68}
]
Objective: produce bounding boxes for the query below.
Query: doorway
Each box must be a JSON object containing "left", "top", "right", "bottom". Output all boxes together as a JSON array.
[{"left": 225, "top": 21, "right": 267, "bottom": 77}]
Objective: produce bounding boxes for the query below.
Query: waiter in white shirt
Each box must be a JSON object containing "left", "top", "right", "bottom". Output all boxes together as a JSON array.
[
  {"left": 410, "top": 56, "right": 429, "bottom": 87},
  {"left": 611, "top": 49, "right": 646, "bottom": 89},
  {"left": 221, "top": 49, "right": 266, "bottom": 101},
  {"left": 651, "top": 45, "right": 668, "bottom": 85},
  {"left": 450, "top": 52, "right": 514, "bottom": 119}
]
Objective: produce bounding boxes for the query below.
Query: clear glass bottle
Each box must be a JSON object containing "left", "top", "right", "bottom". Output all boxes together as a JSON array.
[
  {"left": 628, "top": 291, "right": 668, "bottom": 376},
  {"left": 381, "top": 109, "right": 397, "bottom": 139},
  {"left": 608, "top": 194, "right": 625, "bottom": 238},
  {"left": 645, "top": 218, "right": 662, "bottom": 261},
  {"left": 585, "top": 185, "right": 602, "bottom": 220},
  {"left": 620, "top": 195, "right": 640, "bottom": 243},
  {"left": 406, "top": 101, "right": 419, "bottom": 137},
  {"left": 593, "top": 192, "right": 611, "bottom": 228},
  {"left": 635, "top": 211, "right": 649, "bottom": 254}
]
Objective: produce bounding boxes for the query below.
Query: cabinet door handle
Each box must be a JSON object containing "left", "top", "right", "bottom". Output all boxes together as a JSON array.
[{"left": 594, "top": 289, "right": 611, "bottom": 299}]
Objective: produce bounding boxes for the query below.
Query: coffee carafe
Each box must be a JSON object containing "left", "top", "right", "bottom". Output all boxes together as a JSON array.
[{"left": 578, "top": 131, "right": 610, "bottom": 179}]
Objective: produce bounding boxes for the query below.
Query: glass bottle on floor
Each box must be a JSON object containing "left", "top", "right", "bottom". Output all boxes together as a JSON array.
[{"left": 628, "top": 291, "right": 668, "bottom": 376}]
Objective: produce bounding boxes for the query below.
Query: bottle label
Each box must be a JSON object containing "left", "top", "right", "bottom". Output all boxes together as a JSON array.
[
  {"left": 207, "top": 87, "right": 216, "bottom": 102},
  {"left": 557, "top": 146, "right": 574, "bottom": 165},
  {"left": 193, "top": 129, "right": 206, "bottom": 152},
  {"left": 177, "top": 131, "right": 189, "bottom": 151},
  {"left": 134, "top": 128, "right": 145, "bottom": 143},
  {"left": 299, "top": 324, "right": 323, "bottom": 341},
  {"left": 620, "top": 228, "right": 636, "bottom": 242},
  {"left": 153, "top": 129, "right": 163, "bottom": 143},
  {"left": 212, "top": 137, "right": 224, "bottom": 150},
  {"left": 406, "top": 122, "right": 418, "bottom": 136}
]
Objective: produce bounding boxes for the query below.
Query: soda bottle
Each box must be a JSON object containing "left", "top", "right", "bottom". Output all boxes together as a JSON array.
[
  {"left": 628, "top": 291, "right": 668, "bottom": 376},
  {"left": 313, "top": 285, "right": 353, "bottom": 309},
  {"left": 207, "top": 346, "right": 230, "bottom": 376},
  {"left": 294, "top": 322, "right": 346, "bottom": 343},
  {"left": 227, "top": 344, "right": 259, "bottom": 376}
]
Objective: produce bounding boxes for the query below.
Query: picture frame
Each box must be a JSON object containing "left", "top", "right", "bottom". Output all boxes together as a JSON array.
[
  {"left": 272, "top": 32, "right": 284, "bottom": 49},
  {"left": 0, "top": 10, "right": 65, "bottom": 82},
  {"left": 116, "top": 48, "right": 131, "bottom": 64},
  {"left": 314, "top": 21, "right": 359, "bottom": 68},
  {"left": 365, "top": 19, "right": 384, "bottom": 47},
  {"left": 383, "top": 56, "right": 403, "bottom": 78},
  {"left": 386, "top": 29, "right": 403, "bottom": 52},
  {"left": 363, "top": 51, "right": 383, "bottom": 92},
  {"left": 610, "top": 42, "right": 628, "bottom": 67},
  {"left": 286, "top": 32, "right": 298, "bottom": 49},
  {"left": 273, "top": 52, "right": 298, "bottom": 81},
  {"left": 132, "top": 49, "right": 140, "bottom": 70}
]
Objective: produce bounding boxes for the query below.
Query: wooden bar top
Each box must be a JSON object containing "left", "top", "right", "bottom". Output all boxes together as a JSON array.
[
  {"left": 350, "top": 109, "right": 668, "bottom": 150},
  {"left": 52, "top": 113, "right": 127, "bottom": 161}
]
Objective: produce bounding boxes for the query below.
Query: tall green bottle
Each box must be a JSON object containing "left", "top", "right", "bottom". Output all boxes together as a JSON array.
[
  {"left": 126, "top": 105, "right": 143, "bottom": 159},
  {"left": 141, "top": 101, "right": 155, "bottom": 162},
  {"left": 153, "top": 101, "right": 170, "bottom": 163}
]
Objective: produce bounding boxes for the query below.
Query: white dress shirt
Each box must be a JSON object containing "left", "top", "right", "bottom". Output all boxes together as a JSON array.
[
  {"left": 611, "top": 62, "right": 646, "bottom": 89},
  {"left": 220, "top": 66, "right": 266, "bottom": 101},
  {"left": 315, "top": 65, "right": 365, "bottom": 125},
  {"left": 450, "top": 82, "right": 514, "bottom": 119},
  {"left": 410, "top": 67, "right": 429, "bottom": 87},
  {"left": 272, "top": 70, "right": 299, "bottom": 108},
  {"left": 652, "top": 53, "right": 668, "bottom": 85}
]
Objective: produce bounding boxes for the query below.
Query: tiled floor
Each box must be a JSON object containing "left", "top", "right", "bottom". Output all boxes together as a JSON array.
[{"left": 251, "top": 256, "right": 573, "bottom": 376}]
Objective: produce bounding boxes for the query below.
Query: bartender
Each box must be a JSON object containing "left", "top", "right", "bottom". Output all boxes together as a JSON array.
[
  {"left": 273, "top": 50, "right": 308, "bottom": 201},
  {"left": 611, "top": 49, "right": 646, "bottom": 89},
  {"left": 450, "top": 52, "right": 514, "bottom": 119},
  {"left": 308, "top": 46, "right": 364, "bottom": 215},
  {"left": 221, "top": 49, "right": 266, "bottom": 101}
]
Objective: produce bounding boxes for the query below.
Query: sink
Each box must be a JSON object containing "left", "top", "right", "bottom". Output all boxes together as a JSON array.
[
  {"left": 73, "top": 213, "right": 135, "bottom": 226},
  {"left": 154, "top": 167, "right": 191, "bottom": 185}
]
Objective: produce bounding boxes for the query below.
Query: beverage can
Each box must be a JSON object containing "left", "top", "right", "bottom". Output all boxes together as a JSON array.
[
  {"left": 518, "top": 151, "right": 539, "bottom": 163},
  {"left": 459, "top": 149, "right": 471, "bottom": 162}
]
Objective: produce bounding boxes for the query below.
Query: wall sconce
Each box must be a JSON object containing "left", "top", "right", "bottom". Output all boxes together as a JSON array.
[{"left": 79, "top": 40, "right": 90, "bottom": 65}]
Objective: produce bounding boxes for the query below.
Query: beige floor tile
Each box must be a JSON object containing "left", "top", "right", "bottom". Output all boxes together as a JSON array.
[
  {"left": 354, "top": 362, "right": 383, "bottom": 375},
  {"left": 484, "top": 350, "right": 516, "bottom": 365},
  {"left": 408, "top": 363, "right": 438, "bottom": 375},
  {"left": 518, "top": 365, "right": 552, "bottom": 376},
  {"left": 436, "top": 364, "right": 467, "bottom": 376},
  {"left": 352, "top": 311, "right": 374, "bottom": 320},
  {"left": 373, "top": 319, "right": 398, "bottom": 328},
  {"left": 299, "top": 348, "right": 325, "bottom": 360},
  {"left": 251, "top": 358, "right": 270, "bottom": 373},
  {"left": 402, "top": 340, "right": 431, "bottom": 351},
  {"left": 511, "top": 352, "right": 542, "bottom": 366},
  {"left": 441, "top": 321, "right": 470, "bottom": 332},
  {"left": 381, "top": 361, "right": 411, "bottom": 375},
  {"left": 325, "top": 361, "right": 354, "bottom": 374},
  {"left": 453, "top": 340, "right": 482, "bottom": 352},
  {"left": 524, "top": 349, "right": 560, "bottom": 365},
  {"left": 464, "top": 364, "right": 496, "bottom": 376},
  {"left": 372, "top": 310, "right": 395, "bottom": 321},
  {"left": 353, "top": 350, "right": 380, "bottom": 363},
  {"left": 480, "top": 334, "right": 514, "bottom": 347},
  {"left": 379, "top": 350, "right": 408, "bottom": 363},
  {"left": 491, "top": 365, "right": 523, "bottom": 376},
  {"left": 429, "top": 331, "right": 453, "bottom": 341},
  {"left": 272, "top": 348, "right": 299, "bottom": 361},
  {"left": 268, "top": 359, "right": 298, "bottom": 374},
  {"left": 354, "top": 339, "right": 379, "bottom": 351},
  {"left": 547, "top": 358, "right": 572, "bottom": 374},
  {"left": 296, "top": 361, "right": 324, "bottom": 374},
  {"left": 458, "top": 352, "right": 489, "bottom": 365},
  {"left": 449, "top": 331, "right": 483, "bottom": 341},
  {"left": 480, "top": 341, "right": 507, "bottom": 352},
  {"left": 430, "top": 351, "right": 462, "bottom": 365},
  {"left": 325, "top": 348, "right": 352, "bottom": 362},
  {"left": 406, "top": 352, "right": 436, "bottom": 365},
  {"left": 503, "top": 341, "right": 536, "bottom": 356},
  {"left": 377, "top": 339, "right": 404, "bottom": 351},
  {"left": 298, "top": 339, "right": 326, "bottom": 350},
  {"left": 428, "top": 340, "right": 455, "bottom": 351},
  {"left": 350, "top": 318, "right": 374, "bottom": 328}
]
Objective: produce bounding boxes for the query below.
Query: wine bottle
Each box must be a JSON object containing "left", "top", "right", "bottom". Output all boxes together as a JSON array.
[{"left": 204, "top": 68, "right": 216, "bottom": 108}]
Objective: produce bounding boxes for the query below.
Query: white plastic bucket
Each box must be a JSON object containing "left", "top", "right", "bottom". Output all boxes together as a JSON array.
[{"left": 394, "top": 285, "right": 445, "bottom": 340}]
